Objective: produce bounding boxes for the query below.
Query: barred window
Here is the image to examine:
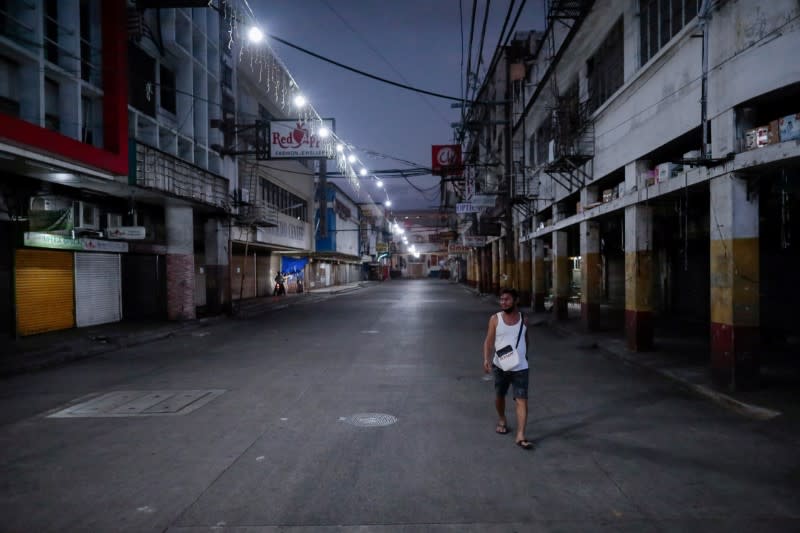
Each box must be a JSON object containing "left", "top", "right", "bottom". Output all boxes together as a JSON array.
[{"left": 640, "top": 0, "right": 700, "bottom": 66}]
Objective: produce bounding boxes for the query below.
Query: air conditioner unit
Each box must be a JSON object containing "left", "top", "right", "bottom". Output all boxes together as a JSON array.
[
  {"left": 29, "top": 195, "right": 71, "bottom": 212},
  {"left": 74, "top": 201, "right": 100, "bottom": 230}
]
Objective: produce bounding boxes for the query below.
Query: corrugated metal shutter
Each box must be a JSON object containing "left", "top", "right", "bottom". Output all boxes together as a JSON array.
[
  {"left": 15, "top": 249, "right": 75, "bottom": 336},
  {"left": 75, "top": 253, "right": 121, "bottom": 327},
  {"left": 195, "top": 253, "right": 207, "bottom": 307}
]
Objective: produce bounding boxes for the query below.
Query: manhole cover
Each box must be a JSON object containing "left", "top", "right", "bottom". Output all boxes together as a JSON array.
[
  {"left": 46, "top": 390, "right": 225, "bottom": 418},
  {"left": 342, "top": 413, "right": 397, "bottom": 427}
]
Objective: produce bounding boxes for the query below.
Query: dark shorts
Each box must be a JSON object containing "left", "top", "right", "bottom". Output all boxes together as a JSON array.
[{"left": 492, "top": 365, "right": 529, "bottom": 399}]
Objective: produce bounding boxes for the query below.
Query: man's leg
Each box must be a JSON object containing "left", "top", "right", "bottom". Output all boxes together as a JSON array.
[
  {"left": 495, "top": 395, "right": 506, "bottom": 428},
  {"left": 514, "top": 397, "right": 528, "bottom": 443}
]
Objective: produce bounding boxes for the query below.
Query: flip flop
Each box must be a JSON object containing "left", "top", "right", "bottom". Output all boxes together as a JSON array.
[
  {"left": 495, "top": 423, "right": 510, "bottom": 434},
  {"left": 515, "top": 439, "right": 533, "bottom": 450}
]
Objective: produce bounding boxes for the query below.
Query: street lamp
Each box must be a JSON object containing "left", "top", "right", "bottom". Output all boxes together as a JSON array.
[{"left": 248, "top": 27, "right": 264, "bottom": 43}]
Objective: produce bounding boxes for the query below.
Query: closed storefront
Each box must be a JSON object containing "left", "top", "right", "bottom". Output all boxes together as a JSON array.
[
  {"left": 257, "top": 254, "right": 271, "bottom": 296},
  {"left": 15, "top": 249, "right": 75, "bottom": 336},
  {"left": 232, "top": 253, "right": 256, "bottom": 300},
  {"left": 75, "top": 252, "right": 121, "bottom": 327},
  {"left": 122, "top": 254, "right": 165, "bottom": 320},
  {"left": 194, "top": 253, "right": 207, "bottom": 308}
]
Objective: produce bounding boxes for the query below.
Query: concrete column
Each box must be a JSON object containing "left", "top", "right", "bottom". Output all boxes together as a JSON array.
[
  {"left": 710, "top": 173, "right": 759, "bottom": 389},
  {"left": 580, "top": 220, "right": 601, "bottom": 330},
  {"left": 625, "top": 205, "right": 653, "bottom": 350},
  {"left": 481, "top": 247, "right": 490, "bottom": 293},
  {"left": 166, "top": 205, "right": 196, "bottom": 321},
  {"left": 552, "top": 231, "right": 569, "bottom": 320},
  {"left": 625, "top": 159, "right": 651, "bottom": 193},
  {"left": 204, "top": 218, "right": 230, "bottom": 314},
  {"left": 491, "top": 240, "right": 499, "bottom": 294},
  {"left": 532, "top": 238, "right": 546, "bottom": 312},
  {"left": 518, "top": 239, "right": 532, "bottom": 307}
]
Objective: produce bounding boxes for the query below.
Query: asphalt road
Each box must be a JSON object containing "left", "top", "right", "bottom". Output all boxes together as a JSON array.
[{"left": 0, "top": 280, "right": 798, "bottom": 532}]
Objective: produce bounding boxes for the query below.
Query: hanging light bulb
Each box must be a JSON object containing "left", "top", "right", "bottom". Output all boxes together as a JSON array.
[
  {"left": 336, "top": 144, "right": 344, "bottom": 152},
  {"left": 294, "top": 94, "right": 307, "bottom": 108},
  {"left": 385, "top": 200, "right": 392, "bottom": 207},
  {"left": 318, "top": 127, "right": 329, "bottom": 138},
  {"left": 376, "top": 179, "right": 383, "bottom": 188},
  {"left": 248, "top": 27, "right": 264, "bottom": 43},
  {"left": 347, "top": 154, "right": 357, "bottom": 163},
  {"left": 359, "top": 168, "right": 367, "bottom": 176}
]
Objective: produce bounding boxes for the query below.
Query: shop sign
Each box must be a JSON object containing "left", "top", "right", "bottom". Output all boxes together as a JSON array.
[
  {"left": 456, "top": 202, "right": 479, "bottom": 214},
  {"left": 448, "top": 243, "right": 470, "bottom": 254},
  {"left": 270, "top": 119, "right": 335, "bottom": 159},
  {"left": 376, "top": 243, "right": 388, "bottom": 252},
  {"left": 24, "top": 232, "right": 129, "bottom": 252},
  {"left": 106, "top": 226, "right": 146, "bottom": 240},
  {"left": 471, "top": 194, "right": 496, "bottom": 207},
  {"left": 463, "top": 236, "right": 487, "bottom": 247},
  {"left": 431, "top": 145, "right": 463, "bottom": 175}
]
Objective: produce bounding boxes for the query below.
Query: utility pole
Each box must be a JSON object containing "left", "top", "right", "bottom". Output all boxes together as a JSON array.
[{"left": 318, "top": 157, "right": 327, "bottom": 238}]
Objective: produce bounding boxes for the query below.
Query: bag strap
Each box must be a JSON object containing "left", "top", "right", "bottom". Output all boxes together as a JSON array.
[{"left": 515, "top": 312, "right": 524, "bottom": 348}]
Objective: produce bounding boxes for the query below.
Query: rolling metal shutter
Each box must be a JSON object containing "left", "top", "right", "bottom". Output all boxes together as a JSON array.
[
  {"left": 232, "top": 253, "right": 256, "bottom": 300},
  {"left": 75, "top": 253, "right": 121, "bottom": 327},
  {"left": 15, "top": 249, "right": 75, "bottom": 336}
]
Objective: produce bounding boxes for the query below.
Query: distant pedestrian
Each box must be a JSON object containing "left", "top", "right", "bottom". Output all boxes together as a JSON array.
[
  {"left": 482, "top": 288, "right": 533, "bottom": 450},
  {"left": 274, "top": 272, "right": 286, "bottom": 296}
]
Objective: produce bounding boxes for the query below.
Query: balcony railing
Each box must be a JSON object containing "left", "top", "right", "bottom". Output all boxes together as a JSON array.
[
  {"left": 237, "top": 201, "right": 278, "bottom": 227},
  {"left": 134, "top": 142, "right": 229, "bottom": 210}
]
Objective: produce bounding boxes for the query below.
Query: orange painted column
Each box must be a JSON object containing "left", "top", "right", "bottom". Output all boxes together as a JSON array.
[
  {"left": 532, "top": 238, "right": 546, "bottom": 312},
  {"left": 625, "top": 205, "right": 653, "bottom": 351},
  {"left": 710, "top": 174, "right": 760, "bottom": 390},
  {"left": 517, "top": 239, "right": 532, "bottom": 307},
  {"left": 552, "top": 231, "right": 569, "bottom": 320},
  {"left": 580, "top": 220, "right": 602, "bottom": 331}
]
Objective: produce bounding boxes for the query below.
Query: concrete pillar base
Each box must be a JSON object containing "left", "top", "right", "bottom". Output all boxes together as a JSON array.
[
  {"left": 711, "top": 323, "right": 760, "bottom": 390},
  {"left": 625, "top": 309, "right": 653, "bottom": 351},
  {"left": 553, "top": 297, "right": 568, "bottom": 320},
  {"left": 581, "top": 302, "right": 601, "bottom": 331},
  {"left": 166, "top": 253, "right": 196, "bottom": 321}
]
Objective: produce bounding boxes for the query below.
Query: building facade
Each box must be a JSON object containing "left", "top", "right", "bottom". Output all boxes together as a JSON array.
[{"left": 457, "top": 0, "right": 800, "bottom": 390}]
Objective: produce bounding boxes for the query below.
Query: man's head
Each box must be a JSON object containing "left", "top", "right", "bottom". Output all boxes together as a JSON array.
[{"left": 499, "top": 288, "right": 519, "bottom": 314}]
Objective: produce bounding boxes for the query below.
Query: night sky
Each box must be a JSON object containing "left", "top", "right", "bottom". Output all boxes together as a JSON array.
[{"left": 252, "top": 0, "right": 545, "bottom": 211}]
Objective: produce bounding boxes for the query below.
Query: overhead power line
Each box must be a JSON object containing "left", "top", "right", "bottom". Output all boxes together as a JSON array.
[{"left": 269, "top": 34, "right": 467, "bottom": 102}]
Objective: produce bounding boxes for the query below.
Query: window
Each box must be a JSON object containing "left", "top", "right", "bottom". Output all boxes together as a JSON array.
[
  {"left": 79, "top": 0, "right": 93, "bottom": 82},
  {"left": 588, "top": 17, "right": 624, "bottom": 112},
  {"left": 81, "top": 96, "right": 93, "bottom": 144},
  {"left": 45, "top": 78, "right": 59, "bottom": 132},
  {"left": 129, "top": 45, "right": 156, "bottom": 117},
  {"left": 44, "top": 0, "right": 58, "bottom": 63},
  {"left": 221, "top": 62, "right": 233, "bottom": 90},
  {"left": 159, "top": 65, "right": 176, "bottom": 114},
  {"left": 0, "top": 56, "right": 19, "bottom": 117},
  {"left": 640, "top": 0, "right": 700, "bottom": 65}
]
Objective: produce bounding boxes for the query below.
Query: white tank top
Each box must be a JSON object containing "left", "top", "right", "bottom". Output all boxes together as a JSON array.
[{"left": 493, "top": 311, "right": 528, "bottom": 371}]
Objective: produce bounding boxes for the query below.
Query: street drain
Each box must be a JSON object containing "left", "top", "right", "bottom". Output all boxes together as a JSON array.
[
  {"left": 46, "top": 390, "right": 226, "bottom": 418},
  {"left": 342, "top": 413, "right": 397, "bottom": 427}
]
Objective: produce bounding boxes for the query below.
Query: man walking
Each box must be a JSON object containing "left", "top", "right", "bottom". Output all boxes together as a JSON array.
[{"left": 483, "top": 288, "right": 533, "bottom": 449}]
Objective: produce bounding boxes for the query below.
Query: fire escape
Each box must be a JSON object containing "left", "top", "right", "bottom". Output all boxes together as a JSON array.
[{"left": 542, "top": 0, "right": 595, "bottom": 192}]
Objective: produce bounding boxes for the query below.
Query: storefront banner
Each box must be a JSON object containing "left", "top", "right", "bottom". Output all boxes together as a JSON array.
[
  {"left": 463, "top": 236, "right": 487, "bottom": 247},
  {"left": 24, "top": 232, "right": 128, "bottom": 252}
]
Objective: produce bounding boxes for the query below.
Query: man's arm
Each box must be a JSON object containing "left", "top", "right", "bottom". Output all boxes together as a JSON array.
[{"left": 482, "top": 315, "right": 497, "bottom": 372}]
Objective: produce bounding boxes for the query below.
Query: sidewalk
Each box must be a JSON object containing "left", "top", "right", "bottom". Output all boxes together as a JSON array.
[
  {"left": 0, "top": 280, "right": 376, "bottom": 377},
  {"left": 462, "top": 285, "right": 799, "bottom": 424}
]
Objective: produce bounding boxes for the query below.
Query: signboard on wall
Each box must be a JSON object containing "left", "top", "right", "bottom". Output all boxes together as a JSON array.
[
  {"left": 431, "top": 145, "right": 463, "bottom": 175},
  {"left": 24, "top": 232, "right": 129, "bottom": 253},
  {"left": 456, "top": 202, "right": 479, "bottom": 214},
  {"left": 269, "top": 119, "right": 335, "bottom": 159},
  {"left": 463, "top": 236, "right": 487, "bottom": 247}
]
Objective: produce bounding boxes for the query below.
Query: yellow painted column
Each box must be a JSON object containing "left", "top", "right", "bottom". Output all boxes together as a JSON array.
[
  {"left": 552, "top": 231, "right": 569, "bottom": 320},
  {"left": 710, "top": 174, "right": 760, "bottom": 390},
  {"left": 580, "top": 220, "right": 602, "bottom": 330},
  {"left": 624, "top": 205, "right": 653, "bottom": 351},
  {"left": 518, "top": 239, "right": 532, "bottom": 307},
  {"left": 532, "top": 238, "right": 546, "bottom": 312}
]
